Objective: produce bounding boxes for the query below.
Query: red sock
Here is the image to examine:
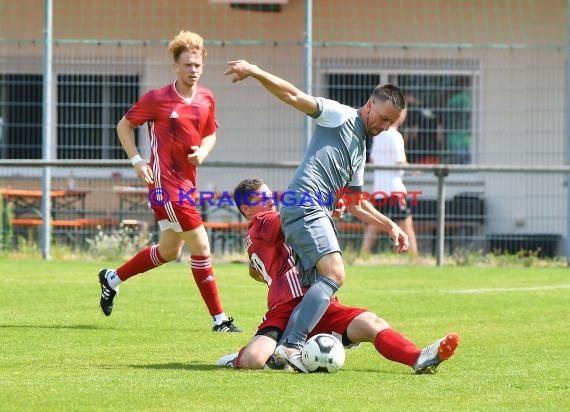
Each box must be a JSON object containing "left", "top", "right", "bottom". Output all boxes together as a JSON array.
[
  {"left": 116, "top": 245, "right": 167, "bottom": 281},
  {"left": 374, "top": 328, "right": 421, "bottom": 366},
  {"left": 191, "top": 255, "right": 223, "bottom": 316}
]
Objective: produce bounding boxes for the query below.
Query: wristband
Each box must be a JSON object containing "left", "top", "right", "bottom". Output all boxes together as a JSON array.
[{"left": 130, "top": 154, "right": 143, "bottom": 166}]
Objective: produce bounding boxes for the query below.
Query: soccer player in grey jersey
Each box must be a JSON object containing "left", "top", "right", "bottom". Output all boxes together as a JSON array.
[{"left": 225, "top": 60, "right": 409, "bottom": 372}]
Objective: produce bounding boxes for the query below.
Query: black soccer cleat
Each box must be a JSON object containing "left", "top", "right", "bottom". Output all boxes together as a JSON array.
[
  {"left": 212, "top": 317, "right": 242, "bottom": 332},
  {"left": 98, "top": 269, "right": 118, "bottom": 316}
]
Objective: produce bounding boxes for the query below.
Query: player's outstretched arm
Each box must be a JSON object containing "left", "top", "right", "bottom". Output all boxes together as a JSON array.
[{"left": 224, "top": 59, "right": 318, "bottom": 115}]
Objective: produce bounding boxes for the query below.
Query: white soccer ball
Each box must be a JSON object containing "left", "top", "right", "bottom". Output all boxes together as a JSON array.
[{"left": 301, "top": 333, "right": 345, "bottom": 373}]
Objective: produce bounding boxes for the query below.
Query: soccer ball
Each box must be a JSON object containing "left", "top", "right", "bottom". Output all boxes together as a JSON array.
[{"left": 301, "top": 333, "right": 345, "bottom": 373}]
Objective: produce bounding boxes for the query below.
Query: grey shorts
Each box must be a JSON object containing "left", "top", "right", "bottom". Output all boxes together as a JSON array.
[{"left": 280, "top": 205, "right": 341, "bottom": 286}]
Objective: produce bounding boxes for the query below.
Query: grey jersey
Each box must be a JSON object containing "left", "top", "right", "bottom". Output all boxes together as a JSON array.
[{"left": 288, "top": 97, "right": 367, "bottom": 211}]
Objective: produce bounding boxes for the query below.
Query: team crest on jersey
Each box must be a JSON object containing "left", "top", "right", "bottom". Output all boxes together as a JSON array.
[
  {"left": 244, "top": 235, "right": 252, "bottom": 250},
  {"left": 169, "top": 111, "right": 179, "bottom": 119}
]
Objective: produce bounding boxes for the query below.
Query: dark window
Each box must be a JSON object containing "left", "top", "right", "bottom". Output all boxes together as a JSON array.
[
  {"left": 392, "top": 74, "right": 472, "bottom": 164},
  {"left": 0, "top": 74, "right": 43, "bottom": 159},
  {"left": 230, "top": 4, "right": 282, "bottom": 12},
  {"left": 326, "top": 70, "right": 474, "bottom": 165},
  {"left": 57, "top": 74, "right": 140, "bottom": 159},
  {"left": 0, "top": 73, "right": 139, "bottom": 160}
]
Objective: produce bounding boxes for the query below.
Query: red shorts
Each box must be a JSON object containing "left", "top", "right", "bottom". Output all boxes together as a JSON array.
[
  {"left": 256, "top": 297, "right": 368, "bottom": 343},
  {"left": 151, "top": 199, "right": 203, "bottom": 232},
  {"left": 311, "top": 300, "right": 367, "bottom": 339}
]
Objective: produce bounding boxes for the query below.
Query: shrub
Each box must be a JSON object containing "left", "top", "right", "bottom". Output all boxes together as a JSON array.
[{"left": 86, "top": 222, "right": 152, "bottom": 261}]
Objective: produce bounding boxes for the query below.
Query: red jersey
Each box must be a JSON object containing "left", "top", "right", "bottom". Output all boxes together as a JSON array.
[
  {"left": 247, "top": 210, "right": 303, "bottom": 309},
  {"left": 125, "top": 83, "right": 218, "bottom": 201}
]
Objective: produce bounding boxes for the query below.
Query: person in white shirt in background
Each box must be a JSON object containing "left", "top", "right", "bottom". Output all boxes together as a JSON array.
[{"left": 361, "top": 108, "right": 419, "bottom": 256}]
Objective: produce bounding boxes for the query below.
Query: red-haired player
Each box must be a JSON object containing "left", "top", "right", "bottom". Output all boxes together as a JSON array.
[{"left": 98, "top": 31, "right": 240, "bottom": 332}]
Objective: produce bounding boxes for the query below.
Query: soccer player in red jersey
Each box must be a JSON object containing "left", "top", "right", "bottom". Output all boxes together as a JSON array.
[
  {"left": 97, "top": 31, "right": 240, "bottom": 332},
  {"left": 216, "top": 178, "right": 459, "bottom": 372}
]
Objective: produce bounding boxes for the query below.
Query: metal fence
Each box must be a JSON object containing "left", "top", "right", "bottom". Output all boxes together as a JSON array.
[
  {"left": 1, "top": 160, "right": 567, "bottom": 266},
  {"left": 1, "top": 1, "right": 568, "bottom": 263}
]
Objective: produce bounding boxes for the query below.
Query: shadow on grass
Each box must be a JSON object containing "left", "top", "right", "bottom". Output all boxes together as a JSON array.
[
  {"left": 129, "top": 362, "right": 219, "bottom": 371},
  {"left": 335, "top": 367, "right": 412, "bottom": 375},
  {"left": 129, "top": 363, "right": 409, "bottom": 374},
  {"left": 0, "top": 324, "right": 105, "bottom": 330}
]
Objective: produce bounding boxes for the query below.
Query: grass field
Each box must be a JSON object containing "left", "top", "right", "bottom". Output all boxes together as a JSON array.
[{"left": 1, "top": 259, "right": 568, "bottom": 411}]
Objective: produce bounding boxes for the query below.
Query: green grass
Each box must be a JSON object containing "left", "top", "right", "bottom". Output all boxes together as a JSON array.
[{"left": 1, "top": 260, "right": 569, "bottom": 411}]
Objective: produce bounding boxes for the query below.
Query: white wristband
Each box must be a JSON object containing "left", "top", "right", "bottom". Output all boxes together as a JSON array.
[{"left": 130, "top": 154, "right": 143, "bottom": 166}]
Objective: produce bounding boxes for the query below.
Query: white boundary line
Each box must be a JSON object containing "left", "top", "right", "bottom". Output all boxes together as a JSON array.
[{"left": 444, "top": 284, "right": 570, "bottom": 294}]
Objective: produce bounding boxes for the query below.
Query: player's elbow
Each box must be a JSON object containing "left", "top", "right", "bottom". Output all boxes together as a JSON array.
[{"left": 117, "top": 116, "right": 135, "bottom": 133}]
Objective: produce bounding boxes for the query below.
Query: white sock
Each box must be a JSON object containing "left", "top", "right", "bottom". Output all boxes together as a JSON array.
[
  {"left": 106, "top": 270, "right": 122, "bottom": 290},
  {"left": 213, "top": 313, "right": 229, "bottom": 325}
]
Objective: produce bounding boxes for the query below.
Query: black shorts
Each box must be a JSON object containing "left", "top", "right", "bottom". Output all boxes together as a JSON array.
[{"left": 371, "top": 195, "right": 411, "bottom": 221}]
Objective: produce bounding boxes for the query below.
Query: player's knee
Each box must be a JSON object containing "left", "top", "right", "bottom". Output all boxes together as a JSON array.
[
  {"left": 318, "top": 272, "right": 345, "bottom": 286},
  {"left": 359, "top": 312, "right": 390, "bottom": 331},
  {"left": 188, "top": 239, "right": 210, "bottom": 256},
  {"left": 317, "top": 253, "right": 346, "bottom": 286},
  {"left": 371, "top": 314, "right": 390, "bottom": 330},
  {"left": 347, "top": 311, "right": 390, "bottom": 344},
  {"left": 238, "top": 352, "right": 266, "bottom": 369},
  {"left": 158, "top": 247, "right": 181, "bottom": 262},
  {"left": 331, "top": 272, "right": 345, "bottom": 286}
]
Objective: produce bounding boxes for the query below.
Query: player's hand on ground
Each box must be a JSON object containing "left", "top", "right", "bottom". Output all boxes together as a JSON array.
[
  {"left": 134, "top": 161, "right": 154, "bottom": 184},
  {"left": 187, "top": 145, "right": 207, "bottom": 166},
  {"left": 248, "top": 266, "right": 265, "bottom": 283},
  {"left": 224, "top": 60, "right": 256, "bottom": 82}
]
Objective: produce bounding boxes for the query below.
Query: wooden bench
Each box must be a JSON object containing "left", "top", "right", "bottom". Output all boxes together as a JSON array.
[
  {"left": 203, "top": 221, "right": 248, "bottom": 230},
  {"left": 8, "top": 218, "right": 118, "bottom": 249},
  {"left": 11, "top": 218, "right": 117, "bottom": 228},
  {"left": 203, "top": 221, "right": 248, "bottom": 254},
  {"left": 336, "top": 220, "right": 472, "bottom": 255},
  {"left": 336, "top": 221, "right": 462, "bottom": 234}
]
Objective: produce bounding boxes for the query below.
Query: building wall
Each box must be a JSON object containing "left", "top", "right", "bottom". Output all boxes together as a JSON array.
[
  {"left": 2, "top": 1, "right": 565, "bottom": 44},
  {"left": 0, "top": 0, "right": 567, "bottom": 239}
]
